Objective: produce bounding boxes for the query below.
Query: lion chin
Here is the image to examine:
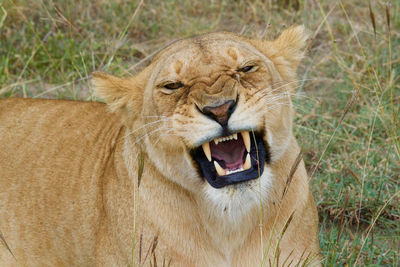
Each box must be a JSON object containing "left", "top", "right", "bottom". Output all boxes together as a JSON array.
[
  {"left": 0, "top": 25, "right": 321, "bottom": 266},
  {"left": 203, "top": 167, "right": 274, "bottom": 222}
]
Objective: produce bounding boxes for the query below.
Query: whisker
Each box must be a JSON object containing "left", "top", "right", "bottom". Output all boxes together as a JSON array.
[
  {"left": 246, "top": 78, "right": 324, "bottom": 98},
  {"left": 269, "top": 78, "right": 325, "bottom": 88},
  {"left": 140, "top": 115, "right": 168, "bottom": 118},
  {"left": 252, "top": 85, "right": 319, "bottom": 105},
  {"left": 124, "top": 118, "right": 172, "bottom": 138},
  {"left": 131, "top": 126, "right": 180, "bottom": 146},
  {"left": 153, "top": 131, "right": 180, "bottom": 145},
  {"left": 262, "top": 90, "right": 317, "bottom": 102}
]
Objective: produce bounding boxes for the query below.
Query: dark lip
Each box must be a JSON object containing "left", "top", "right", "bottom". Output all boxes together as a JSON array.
[{"left": 190, "top": 132, "right": 270, "bottom": 189}]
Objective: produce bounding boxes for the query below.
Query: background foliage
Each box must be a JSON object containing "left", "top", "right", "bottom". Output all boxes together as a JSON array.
[{"left": 1, "top": 0, "right": 399, "bottom": 265}]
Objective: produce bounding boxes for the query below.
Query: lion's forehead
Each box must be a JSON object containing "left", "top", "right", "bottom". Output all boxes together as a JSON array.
[{"left": 153, "top": 37, "right": 263, "bottom": 80}]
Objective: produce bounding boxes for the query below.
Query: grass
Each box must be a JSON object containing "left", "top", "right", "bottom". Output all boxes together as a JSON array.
[{"left": 1, "top": 0, "right": 399, "bottom": 265}]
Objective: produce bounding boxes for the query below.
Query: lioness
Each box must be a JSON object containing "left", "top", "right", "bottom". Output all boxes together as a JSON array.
[{"left": 0, "top": 26, "right": 320, "bottom": 266}]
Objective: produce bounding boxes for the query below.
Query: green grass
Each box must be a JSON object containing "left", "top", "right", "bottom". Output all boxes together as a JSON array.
[{"left": 1, "top": 0, "right": 399, "bottom": 265}]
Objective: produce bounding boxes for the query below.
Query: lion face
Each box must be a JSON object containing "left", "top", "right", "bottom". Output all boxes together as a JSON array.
[{"left": 93, "top": 26, "right": 307, "bottom": 219}]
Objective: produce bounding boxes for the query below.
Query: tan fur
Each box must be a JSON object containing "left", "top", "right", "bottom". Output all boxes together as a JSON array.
[{"left": 0, "top": 26, "right": 320, "bottom": 266}]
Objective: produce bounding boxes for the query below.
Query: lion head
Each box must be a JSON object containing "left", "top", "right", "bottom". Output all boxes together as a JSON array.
[{"left": 93, "top": 26, "right": 308, "bottom": 221}]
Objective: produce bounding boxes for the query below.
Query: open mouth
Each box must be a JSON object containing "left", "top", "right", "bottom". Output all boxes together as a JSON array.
[{"left": 190, "top": 131, "right": 269, "bottom": 188}]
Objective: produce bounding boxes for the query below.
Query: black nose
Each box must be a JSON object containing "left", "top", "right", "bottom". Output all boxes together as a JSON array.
[{"left": 201, "top": 100, "right": 236, "bottom": 127}]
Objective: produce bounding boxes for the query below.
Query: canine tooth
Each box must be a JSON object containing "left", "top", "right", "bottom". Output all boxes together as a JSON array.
[
  {"left": 233, "top": 133, "right": 238, "bottom": 140},
  {"left": 241, "top": 131, "right": 251, "bottom": 152},
  {"left": 214, "top": 161, "right": 226, "bottom": 176},
  {"left": 243, "top": 153, "right": 251, "bottom": 170},
  {"left": 202, "top": 142, "right": 212, "bottom": 162}
]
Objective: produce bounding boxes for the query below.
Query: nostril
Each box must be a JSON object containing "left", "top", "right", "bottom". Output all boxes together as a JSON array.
[
  {"left": 201, "top": 108, "right": 215, "bottom": 119},
  {"left": 228, "top": 100, "right": 237, "bottom": 115},
  {"left": 201, "top": 100, "right": 236, "bottom": 126}
]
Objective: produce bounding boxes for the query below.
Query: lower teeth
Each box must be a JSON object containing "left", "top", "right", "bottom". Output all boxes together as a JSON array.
[
  {"left": 214, "top": 153, "right": 252, "bottom": 176},
  {"left": 226, "top": 168, "right": 244, "bottom": 175}
]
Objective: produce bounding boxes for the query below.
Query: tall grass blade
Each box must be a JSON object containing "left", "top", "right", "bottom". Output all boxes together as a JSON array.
[
  {"left": 368, "top": 1, "right": 376, "bottom": 37},
  {"left": 282, "top": 151, "right": 302, "bottom": 199},
  {"left": 0, "top": 230, "right": 15, "bottom": 259},
  {"left": 137, "top": 151, "right": 145, "bottom": 188},
  {"left": 0, "top": 4, "right": 7, "bottom": 29},
  {"left": 271, "top": 212, "right": 295, "bottom": 267},
  {"left": 337, "top": 188, "right": 350, "bottom": 241},
  {"left": 385, "top": 3, "right": 391, "bottom": 32},
  {"left": 142, "top": 235, "right": 158, "bottom": 266}
]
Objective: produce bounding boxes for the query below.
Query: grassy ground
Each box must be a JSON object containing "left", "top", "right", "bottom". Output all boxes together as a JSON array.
[{"left": 1, "top": 0, "right": 399, "bottom": 265}]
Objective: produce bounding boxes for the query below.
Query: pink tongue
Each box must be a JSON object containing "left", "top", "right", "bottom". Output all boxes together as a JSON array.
[{"left": 210, "top": 137, "right": 246, "bottom": 170}]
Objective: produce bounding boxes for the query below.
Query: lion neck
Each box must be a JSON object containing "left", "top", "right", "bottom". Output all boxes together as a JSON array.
[{"left": 116, "top": 126, "right": 299, "bottom": 261}]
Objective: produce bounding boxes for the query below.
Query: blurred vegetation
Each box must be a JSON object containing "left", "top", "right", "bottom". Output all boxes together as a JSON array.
[{"left": 1, "top": 0, "right": 399, "bottom": 265}]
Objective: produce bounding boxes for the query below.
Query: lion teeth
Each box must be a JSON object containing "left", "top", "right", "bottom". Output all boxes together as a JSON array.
[
  {"left": 243, "top": 153, "right": 251, "bottom": 170},
  {"left": 202, "top": 142, "right": 211, "bottom": 162},
  {"left": 213, "top": 161, "right": 226, "bottom": 176},
  {"left": 241, "top": 131, "right": 251, "bottom": 152},
  {"left": 213, "top": 133, "right": 239, "bottom": 145}
]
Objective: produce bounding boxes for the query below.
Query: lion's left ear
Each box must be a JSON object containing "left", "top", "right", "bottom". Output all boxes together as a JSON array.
[
  {"left": 92, "top": 72, "right": 144, "bottom": 117},
  {"left": 261, "top": 25, "right": 309, "bottom": 81}
]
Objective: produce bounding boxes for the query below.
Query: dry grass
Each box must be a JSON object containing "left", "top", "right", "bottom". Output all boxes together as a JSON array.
[{"left": 1, "top": 0, "right": 399, "bottom": 265}]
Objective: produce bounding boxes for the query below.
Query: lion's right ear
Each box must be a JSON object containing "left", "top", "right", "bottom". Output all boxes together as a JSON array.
[
  {"left": 269, "top": 26, "right": 309, "bottom": 81},
  {"left": 92, "top": 72, "right": 143, "bottom": 115}
]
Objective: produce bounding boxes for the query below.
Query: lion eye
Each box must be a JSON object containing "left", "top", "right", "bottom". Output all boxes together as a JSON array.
[
  {"left": 164, "top": 82, "right": 183, "bottom": 90},
  {"left": 238, "top": 65, "right": 255, "bottom": 73}
]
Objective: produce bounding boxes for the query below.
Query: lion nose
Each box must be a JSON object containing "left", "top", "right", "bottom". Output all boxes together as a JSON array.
[{"left": 201, "top": 100, "right": 236, "bottom": 127}]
